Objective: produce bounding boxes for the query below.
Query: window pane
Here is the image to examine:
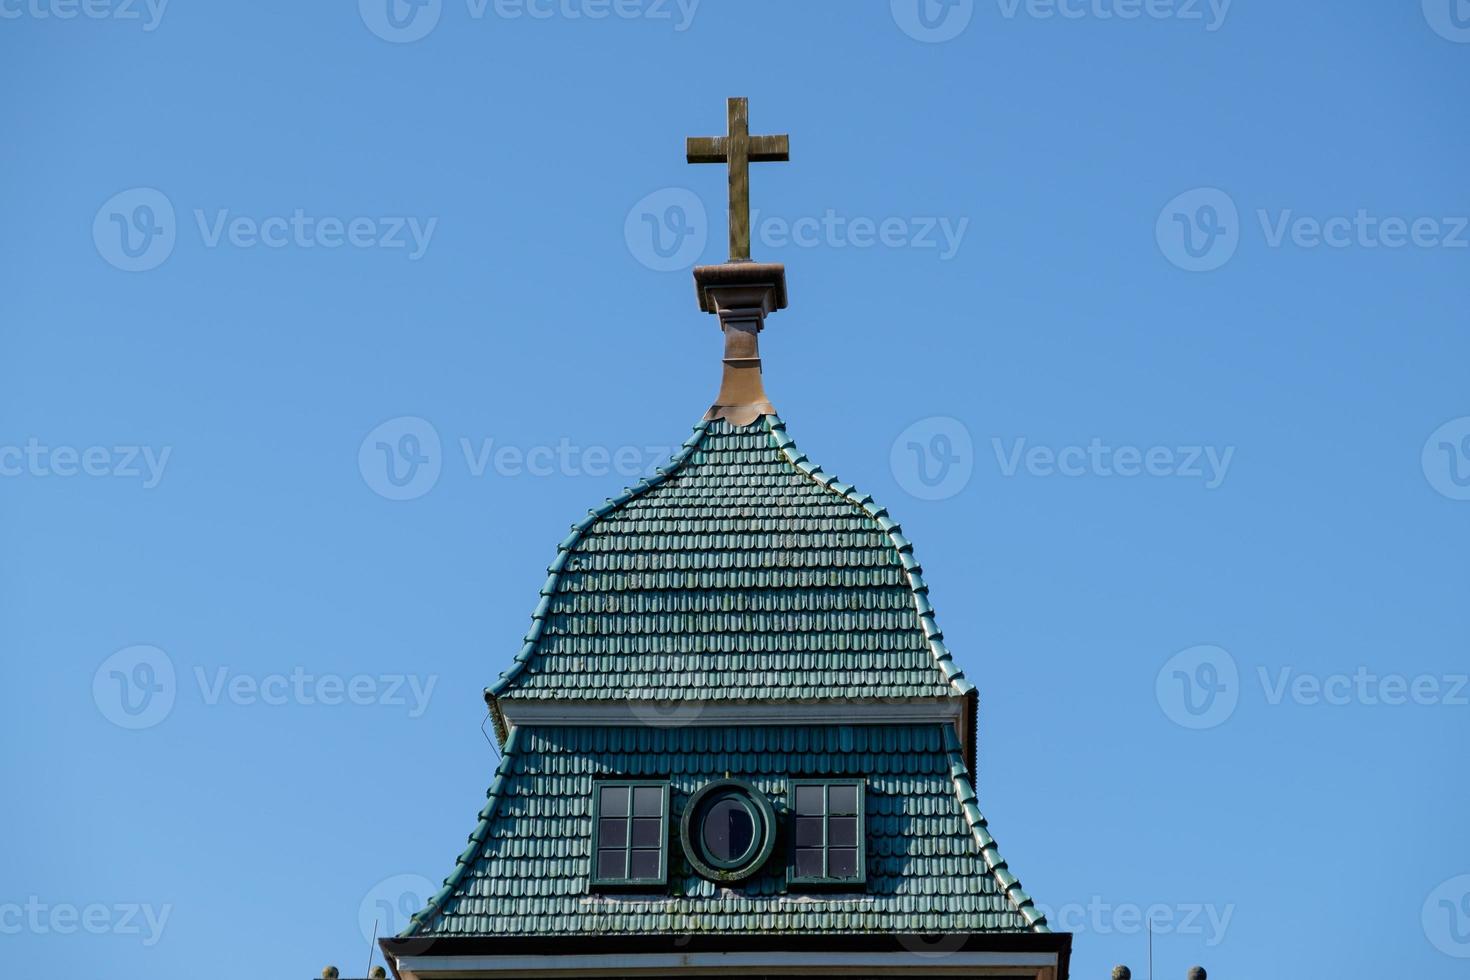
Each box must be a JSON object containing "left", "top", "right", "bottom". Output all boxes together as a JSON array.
[
  {"left": 794, "top": 816, "right": 824, "bottom": 847},
  {"left": 597, "top": 849, "right": 625, "bottom": 880},
  {"left": 795, "top": 847, "right": 824, "bottom": 878},
  {"left": 794, "top": 785, "right": 824, "bottom": 815},
  {"left": 633, "top": 785, "right": 663, "bottom": 817},
  {"left": 598, "top": 817, "right": 627, "bottom": 848},
  {"left": 629, "top": 849, "right": 661, "bottom": 880},
  {"left": 828, "top": 847, "right": 859, "bottom": 879},
  {"left": 600, "top": 785, "right": 629, "bottom": 817},
  {"left": 829, "top": 784, "right": 859, "bottom": 815},
  {"left": 701, "top": 798, "right": 754, "bottom": 863},
  {"left": 631, "top": 817, "right": 662, "bottom": 848},
  {"left": 829, "top": 816, "right": 858, "bottom": 848}
]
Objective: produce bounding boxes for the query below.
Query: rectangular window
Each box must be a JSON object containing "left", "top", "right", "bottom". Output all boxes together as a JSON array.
[
  {"left": 788, "top": 779, "right": 866, "bottom": 887},
  {"left": 591, "top": 780, "right": 669, "bottom": 888}
]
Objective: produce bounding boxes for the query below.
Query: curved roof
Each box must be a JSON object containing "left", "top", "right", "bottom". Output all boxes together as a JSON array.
[{"left": 488, "top": 415, "right": 974, "bottom": 704}]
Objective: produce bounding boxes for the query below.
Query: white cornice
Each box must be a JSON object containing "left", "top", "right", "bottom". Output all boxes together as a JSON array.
[{"left": 395, "top": 948, "right": 1058, "bottom": 978}]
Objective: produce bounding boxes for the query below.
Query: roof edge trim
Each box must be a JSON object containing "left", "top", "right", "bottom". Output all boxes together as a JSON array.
[
  {"left": 402, "top": 724, "right": 525, "bottom": 938},
  {"left": 940, "top": 725, "right": 1050, "bottom": 933},
  {"left": 486, "top": 421, "right": 713, "bottom": 699},
  {"left": 764, "top": 416, "right": 975, "bottom": 699}
]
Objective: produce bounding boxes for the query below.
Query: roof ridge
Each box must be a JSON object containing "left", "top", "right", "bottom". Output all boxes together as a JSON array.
[
  {"left": 763, "top": 415, "right": 974, "bottom": 699},
  {"left": 940, "top": 725, "right": 1050, "bottom": 933},
  {"left": 402, "top": 725, "right": 523, "bottom": 937},
  {"left": 484, "top": 420, "right": 714, "bottom": 724}
]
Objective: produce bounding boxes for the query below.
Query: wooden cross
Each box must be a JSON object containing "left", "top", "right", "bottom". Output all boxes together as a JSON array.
[{"left": 686, "top": 97, "right": 789, "bottom": 263}]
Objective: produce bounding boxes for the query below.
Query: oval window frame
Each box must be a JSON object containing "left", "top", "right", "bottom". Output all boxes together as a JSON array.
[{"left": 680, "top": 779, "right": 776, "bottom": 882}]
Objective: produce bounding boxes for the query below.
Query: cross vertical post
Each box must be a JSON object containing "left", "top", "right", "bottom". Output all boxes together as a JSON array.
[{"left": 686, "top": 97, "right": 790, "bottom": 262}]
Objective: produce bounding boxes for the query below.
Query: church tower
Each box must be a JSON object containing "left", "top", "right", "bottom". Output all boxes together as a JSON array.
[{"left": 378, "top": 99, "right": 1069, "bottom": 980}]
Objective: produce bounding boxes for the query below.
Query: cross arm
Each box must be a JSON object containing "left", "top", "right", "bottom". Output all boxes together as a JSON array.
[
  {"left": 749, "top": 134, "right": 790, "bottom": 162},
  {"left": 686, "top": 137, "right": 727, "bottom": 164}
]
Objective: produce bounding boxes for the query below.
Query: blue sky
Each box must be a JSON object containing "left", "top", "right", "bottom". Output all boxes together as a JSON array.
[{"left": 2, "top": 1, "right": 1468, "bottom": 977}]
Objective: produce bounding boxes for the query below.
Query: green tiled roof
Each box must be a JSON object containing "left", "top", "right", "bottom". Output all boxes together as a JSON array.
[
  {"left": 403, "top": 723, "right": 1048, "bottom": 937},
  {"left": 488, "top": 415, "right": 972, "bottom": 703}
]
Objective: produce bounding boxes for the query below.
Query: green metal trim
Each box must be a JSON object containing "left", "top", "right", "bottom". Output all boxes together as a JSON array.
[
  {"left": 400, "top": 725, "right": 523, "bottom": 937},
  {"left": 679, "top": 778, "right": 776, "bottom": 883},
  {"left": 485, "top": 421, "right": 712, "bottom": 703},
  {"left": 786, "top": 777, "right": 867, "bottom": 888},
  {"left": 764, "top": 415, "right": 975, "bottom": 699},
  {"left": 939, "top": 725, "right": 1050, "bottom": 934},
  {"left": 589, "top": 779, "right": 671, "bottom": 889}
]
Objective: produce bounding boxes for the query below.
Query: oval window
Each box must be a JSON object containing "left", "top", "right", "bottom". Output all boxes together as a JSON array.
[{"left": 680, "top": 780, "right": 775, "bottom": 882}]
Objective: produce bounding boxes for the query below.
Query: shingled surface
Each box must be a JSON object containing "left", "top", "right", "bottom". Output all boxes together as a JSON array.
[
  {"left": 404, "top": 723, "right": 1046, "bottom": 937},
  {"left": 488, "top": 416, "right": 972, "bottom": 703}
]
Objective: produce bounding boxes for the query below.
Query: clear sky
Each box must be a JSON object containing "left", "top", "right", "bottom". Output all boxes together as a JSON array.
[{"left": 2, "top": 2, "right": 1468, "bottom": 978}]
